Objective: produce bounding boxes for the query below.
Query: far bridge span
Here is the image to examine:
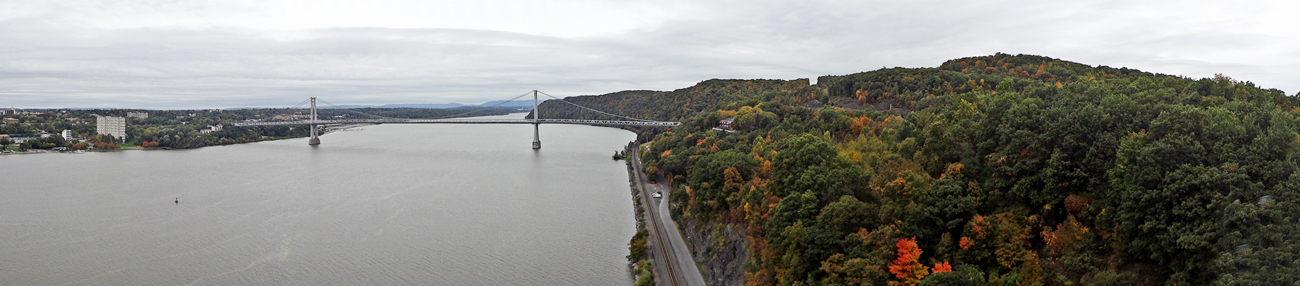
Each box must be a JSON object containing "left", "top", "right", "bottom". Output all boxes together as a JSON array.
[{"left": 231, "top": 90, "right": 680, "bottom": 149}]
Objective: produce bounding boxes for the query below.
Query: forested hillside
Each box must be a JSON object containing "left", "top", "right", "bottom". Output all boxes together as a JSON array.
[
  {"left": 537, "top": 79, "right": 809, "bottom": 121},
  {"left": 562, "top": 53, "right": 1300, "bottom": 285}
]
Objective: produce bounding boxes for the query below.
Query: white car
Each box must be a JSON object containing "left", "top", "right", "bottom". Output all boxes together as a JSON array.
[{"left": 652, "top": 192, "right": 662, "bottom": 198}]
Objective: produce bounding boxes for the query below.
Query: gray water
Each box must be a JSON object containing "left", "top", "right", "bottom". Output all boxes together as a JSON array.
[{"left": 0, "top": 113, "right": 638, "bottom": 285}]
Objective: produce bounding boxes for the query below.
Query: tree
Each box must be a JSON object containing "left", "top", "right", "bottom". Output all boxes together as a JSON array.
[
  {"left": 0, "top": 137, "right": 10, "bottom": 150},
  {"left": 817, "top": 195, "right": 878, "bottom": 234},
  {"left": 687, "top": 149, "right": 755, "bottom": 214},
  {"left": 919, "top": 264, "right": 983, "bottom": 286},
  {"left": 772, "top": 134, "right": 869, "bottom": 200},
  {"left": 903, "top": 179, "right": 976, "bottom": 253},
  {"left": 890, "top": 237, "right": 929, "bottom": 286},
  {"left": 931, "top": 261, "right": 952, "bottom": 273},
  {"left": 627, "top": 229, "right": 648, "bottom": 262},
  {"left": 1101, "top": 104, "right": 1297, "bottom": 284}
]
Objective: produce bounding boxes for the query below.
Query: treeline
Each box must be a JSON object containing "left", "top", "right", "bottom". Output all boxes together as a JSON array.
[
  {"left": 2, "top": 107, "right": 518, "bottom": 150},
  {"left": 534, "top": 79, "right": 810, "bottom": 121},
  {"left": 129, "top": 107, "right": 518, "bottom": 149},
  {"left": 586, "top": 54, "right": 1298, "bottom": 285}
]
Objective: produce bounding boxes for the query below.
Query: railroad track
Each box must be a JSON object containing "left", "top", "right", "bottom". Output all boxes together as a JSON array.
[{"left": 633, "top": 146, "right": 682, "bottom": 286}]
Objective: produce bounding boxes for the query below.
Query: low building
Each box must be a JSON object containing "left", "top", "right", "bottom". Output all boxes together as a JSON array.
[
  {"left": 7, "top": 108, "right": 38, "bottom": 115},
  {"left": 718, "top": 117, "right": 737, "bottom": 130},
  {"left": 96, "top": 115, "right": 127, "bottom": 141},
  {"left": 126, "top": 112, "right": 148, "bottom": 119},
  {"left": 199, "top": 124, "right": 222, "bottom": 134},
  {"left": 2, "top": 118, "right": 16, "bottom": 124}
]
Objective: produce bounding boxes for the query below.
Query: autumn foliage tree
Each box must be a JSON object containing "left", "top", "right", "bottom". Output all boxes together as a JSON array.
[
  {"left": 931, "top": 261, "right": 952, "bottom": 273},
  {"left": 625, "top": 53, "right": 1300, "bottom": 285},
  {"left": 889, "top": 237, "right": 929, "bottom": 286}
]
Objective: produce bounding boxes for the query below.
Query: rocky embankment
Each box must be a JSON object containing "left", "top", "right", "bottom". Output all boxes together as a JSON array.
[{"left": 681, "top": 219, "right": 749, "bottom": 286}]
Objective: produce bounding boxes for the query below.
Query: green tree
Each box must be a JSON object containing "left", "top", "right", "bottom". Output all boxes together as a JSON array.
[
  {"left": 772, "top": 134, "right": 869, "bottom": 200},
  {"left": 903, "top": 179, "right": 976, "bottom": 253},
  {"left": 1102, "top": 104, "right": 1296, "bottom": 284},
  {"left": 687, "top": 149, "right": 756, "bottom": 213},
  {"left": 817, "top": 195, "right": 878, "bottom": 235},
  {"left": 919, "top": 264, "right": 984, "bottom": 286}
]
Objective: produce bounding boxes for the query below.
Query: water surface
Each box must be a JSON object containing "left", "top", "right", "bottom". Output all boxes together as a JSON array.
[{"left": 0, "top": 114, "right": 637, "bottom": 285}]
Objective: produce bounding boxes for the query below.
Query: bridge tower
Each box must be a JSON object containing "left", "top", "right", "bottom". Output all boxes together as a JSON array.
[
  {"left": 532, "top": 90, "right": 541, "bottom": 149},
  {"left": 308, "top": 97, "right": 321, "bottom": 145}
]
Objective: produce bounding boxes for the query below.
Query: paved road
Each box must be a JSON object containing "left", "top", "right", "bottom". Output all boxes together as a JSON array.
[{"left": 630, "top": 145, "right": 707, "bottom": 286}]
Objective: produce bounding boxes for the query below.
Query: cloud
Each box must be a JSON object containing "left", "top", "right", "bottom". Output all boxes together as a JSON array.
[{"left": 0, "top": 0, "right": 1296, "bottom": 109}]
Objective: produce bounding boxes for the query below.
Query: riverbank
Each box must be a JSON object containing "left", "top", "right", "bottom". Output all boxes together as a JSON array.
[
  {"left": 0, "top": 134, "right": 312, "bottom": 155},
  {"left": 624, "top": 141, "right": 656, "bottom": 285}
]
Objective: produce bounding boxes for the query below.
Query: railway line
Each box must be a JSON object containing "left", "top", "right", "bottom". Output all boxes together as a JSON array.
[{"left": 630, "top": 144, "right": 705, "bottom": 286}]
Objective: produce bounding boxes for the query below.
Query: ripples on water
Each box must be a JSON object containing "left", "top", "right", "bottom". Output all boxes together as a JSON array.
[{"left": 0, "top": 115, "right": 637, "bottom": 285}]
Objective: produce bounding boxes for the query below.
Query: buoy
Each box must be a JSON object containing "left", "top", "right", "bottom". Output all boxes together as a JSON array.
[{"left": 175, "top": 198, "right": 179, "bottom": 204}]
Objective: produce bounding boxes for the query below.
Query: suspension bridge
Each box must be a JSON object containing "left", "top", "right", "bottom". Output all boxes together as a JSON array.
[{"left": 232, "top": 90, "right": 680, "bottom": 148}]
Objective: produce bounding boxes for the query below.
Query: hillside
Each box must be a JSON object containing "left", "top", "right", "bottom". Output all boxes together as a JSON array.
[{"left": 567, "top": 53, "right": 1299, "bottom": 285}]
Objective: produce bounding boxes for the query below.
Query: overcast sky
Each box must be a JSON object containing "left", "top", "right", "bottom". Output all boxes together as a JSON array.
[{"left": 1, "top": 0, "right": 1296, "bottom": 109}]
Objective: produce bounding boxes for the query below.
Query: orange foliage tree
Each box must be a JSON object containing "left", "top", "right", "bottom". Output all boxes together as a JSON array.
[
  {"left": 932, "top": 261, "right": 952, "bottom": 273},
  {"left": 889, "top": 237, "right": 929, "bottom": 286}
]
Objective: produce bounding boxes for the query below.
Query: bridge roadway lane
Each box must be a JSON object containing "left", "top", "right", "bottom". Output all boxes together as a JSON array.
[
  {"left": 631, "top": 145, "right": 707, "bottom": 286},
  {"left": 232, "top": 118, "right": 681, "bottom": 128}
]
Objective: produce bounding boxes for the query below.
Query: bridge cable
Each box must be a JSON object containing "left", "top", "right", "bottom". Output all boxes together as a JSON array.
[
  {"left": 430, "top": 91, "right": 534, "bottom": 119},
  {"left": 270, "top": 90, "right": 663, "bottom": 125},
  {"left": 314, "top": 99, "right": 398, "bottom": 120},
  {"left": 287, "top": 99, "right": 311, "bottom": 110},
  {"left": 537, "top": 91, "right": 654, "bottom": 122}
]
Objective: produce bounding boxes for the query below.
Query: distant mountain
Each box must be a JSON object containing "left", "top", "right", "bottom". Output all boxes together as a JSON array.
[{"left": 381, "top": 103, "right": 467, "bottom": 109}]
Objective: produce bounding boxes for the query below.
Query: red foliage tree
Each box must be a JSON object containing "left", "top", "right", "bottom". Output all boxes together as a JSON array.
[
  {"left": 932, "top": 261, "right": 952, "bottom": 273},
  {"left": 889, "top": 237, "right": 929, "bottom": 286}
]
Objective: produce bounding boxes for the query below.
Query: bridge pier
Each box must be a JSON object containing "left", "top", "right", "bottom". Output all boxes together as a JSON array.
[
  {"left": 531, "top": 90, "right": 541, "bottom": 150},
  {"left": 308, "top": 97, "right": 320, "bottom": 145},
  {"left": 532, "top": 123, "right": 541, "bottom": 149},
  {"left": 309, "top": 127, "right": 320, "bottom": 145}
]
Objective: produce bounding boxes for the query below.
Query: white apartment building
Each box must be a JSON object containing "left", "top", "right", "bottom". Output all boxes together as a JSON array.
[
  {"left": 62, "top": 130, "right": 73, "bottom": 141},
  {"left": 96, "top": 115, "right": 127, "bottom": 141}
]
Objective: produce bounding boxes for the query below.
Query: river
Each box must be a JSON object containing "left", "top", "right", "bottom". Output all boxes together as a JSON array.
[{"left": 0, "top": 113, "right": 638, "bottom": 285}]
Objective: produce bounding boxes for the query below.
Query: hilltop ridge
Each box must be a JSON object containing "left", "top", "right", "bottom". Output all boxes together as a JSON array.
[{"left": 587, "top": 53, "right": 1299, "bottom": 286}]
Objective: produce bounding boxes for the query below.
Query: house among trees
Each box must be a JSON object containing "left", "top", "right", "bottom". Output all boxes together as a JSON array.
[
  {"left": 718, "top": 117, "right": 737, "bottom": 130},
  {"left": 199, "top": 124, "right": 223, "bottom": 134}
]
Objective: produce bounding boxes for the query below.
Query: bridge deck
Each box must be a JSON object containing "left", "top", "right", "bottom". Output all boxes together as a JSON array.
[{"left": 233, "top": 118, "right": 679, "bottom": 128}]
